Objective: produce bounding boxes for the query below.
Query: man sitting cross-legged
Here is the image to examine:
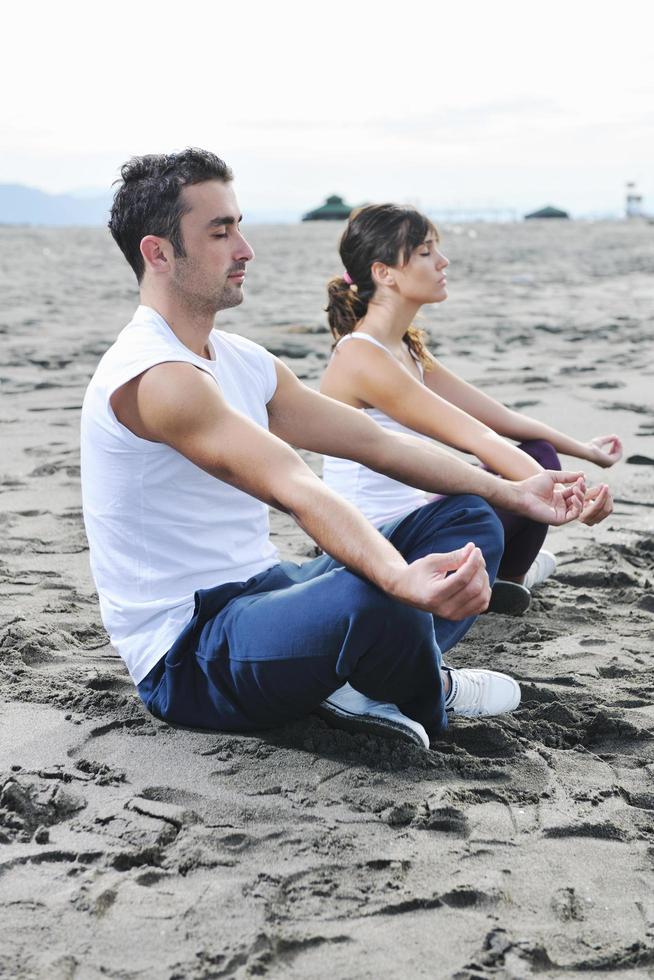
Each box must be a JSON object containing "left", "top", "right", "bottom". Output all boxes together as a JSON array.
[{"left": 80, "top": 149, "right": 586, "bottom": 749}]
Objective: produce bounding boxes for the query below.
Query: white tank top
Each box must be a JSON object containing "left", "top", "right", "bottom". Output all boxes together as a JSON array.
[
  {"left": 322, "top": 333, "right": 440, "bottom": 527},
  {"left": 81, "top": 305, "right": 280, "bottom": 684}
]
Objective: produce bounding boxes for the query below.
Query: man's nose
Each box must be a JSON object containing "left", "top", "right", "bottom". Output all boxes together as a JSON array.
[{"left": 235, "top": 233, "right": 255, "bottom": 263}]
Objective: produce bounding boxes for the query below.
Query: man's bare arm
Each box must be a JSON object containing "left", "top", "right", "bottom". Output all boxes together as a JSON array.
[
  {"left": 268, "top": 359, "right": 586, "bottom": 525},
  {"left": 110, "top": 362, "right": 490, "bottom": 619}
]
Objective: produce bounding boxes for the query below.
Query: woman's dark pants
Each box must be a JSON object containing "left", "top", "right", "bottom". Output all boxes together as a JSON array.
[{"left": 492, "top": 440, "right": 561, "bottom": 578}]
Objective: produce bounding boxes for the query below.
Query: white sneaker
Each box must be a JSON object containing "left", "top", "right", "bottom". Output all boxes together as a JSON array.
[
  {"left": 317, "top": 682, "right": 430, "bottom": 749},
  {"left": 444, "top": 668, "right": 521, "bottom": 718},
  {"left": 522, "top": 549, "right": 557, "bottom": 591}
]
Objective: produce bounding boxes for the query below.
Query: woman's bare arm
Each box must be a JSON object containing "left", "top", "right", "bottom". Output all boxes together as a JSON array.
[
  {"left": 423, "top": 355, "right": 622, "bottom": 467},
  {"left": 321, "top": 341, "right": 542, "bottom": 479}
]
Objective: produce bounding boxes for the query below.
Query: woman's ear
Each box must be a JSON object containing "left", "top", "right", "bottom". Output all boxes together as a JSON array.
[{"left": 371, "top": 260, "right": 395, "bottom": 288}]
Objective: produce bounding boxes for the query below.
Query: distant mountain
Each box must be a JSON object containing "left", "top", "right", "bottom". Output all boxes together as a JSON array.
[
  {"left": 0, "top": 183, "right": 305, "bottom": 226},
  {"left": 0, "top": 184, "right": 112, "bottom": 226}
]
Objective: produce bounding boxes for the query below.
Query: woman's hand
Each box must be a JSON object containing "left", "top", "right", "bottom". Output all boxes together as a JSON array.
[{"left": 587, "top": 435, "right": 623, "bottom": 468}]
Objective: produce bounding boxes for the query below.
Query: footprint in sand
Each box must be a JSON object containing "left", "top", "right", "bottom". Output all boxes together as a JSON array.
[
  {"left": 415, "top": 804, "right": 470, "bottom": 836},
  {"left": 0, "top": 772, "right": 86, "bottom": 843},
  {"left": 551, "top": 886, "right": 587, "bottom": 921}
]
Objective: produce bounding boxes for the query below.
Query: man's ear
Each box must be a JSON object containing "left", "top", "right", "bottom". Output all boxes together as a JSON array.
[
  {"left": 370, "top": 260, "right": 395, "bottom": 288},
  {"left": 140, "top": 236, "right": 171, "bottom": 275}
]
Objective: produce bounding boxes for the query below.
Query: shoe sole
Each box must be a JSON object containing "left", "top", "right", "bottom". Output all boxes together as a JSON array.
[
  {"left": 315, "top": 700, "right": 428, "bottom": 749},
  {"left": 487, "top": 581, "right": 531, "bottom": 616}
]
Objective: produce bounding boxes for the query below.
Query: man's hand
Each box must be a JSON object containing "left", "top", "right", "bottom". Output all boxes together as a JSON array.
[
  {"left": 579, "top": 484, "right": 613, "bottom": 526},
  {"left": 388, "top": 543, "right": 490, "bottom": 620},
  {"left": 588, "top": 434, "right": 623, "bottom": 468},
  {"left": 514, "top": 470, "right": 586, "bottom": 525}
]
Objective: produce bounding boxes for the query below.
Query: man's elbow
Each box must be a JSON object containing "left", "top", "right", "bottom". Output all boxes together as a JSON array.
[
  {"left": 269, "top": 467, "right": 323, "bottom": 517},
  {"left": 356, "top": 426, "right": 399, "bottom": 471}
]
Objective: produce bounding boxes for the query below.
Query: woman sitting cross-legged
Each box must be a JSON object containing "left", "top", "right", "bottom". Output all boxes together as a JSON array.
[{"left": 320, "top": 204, "right": 621, "bottom": 614}]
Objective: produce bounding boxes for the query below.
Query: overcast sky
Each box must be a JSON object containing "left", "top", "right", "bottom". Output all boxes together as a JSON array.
[{"left": 2, "top": 0, "right": 652, "bottom": 216}]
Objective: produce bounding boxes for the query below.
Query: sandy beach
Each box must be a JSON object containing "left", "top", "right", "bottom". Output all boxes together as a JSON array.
[{"left": 1, "top": 217, "right": 654, "bottom": 979}]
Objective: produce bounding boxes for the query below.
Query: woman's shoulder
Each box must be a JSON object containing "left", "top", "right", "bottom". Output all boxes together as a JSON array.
[
  {"left": 338, "top": 332, "right": 390, "bottom": 353},
  {"left": 327, "top": 333, "right": 425, "bottom": 405},
  {"left": 329, "top": 333, "right": 401, "bottom": 378},
  {"left": 320, "top": 334, "right": 386, "bottom": 405}
]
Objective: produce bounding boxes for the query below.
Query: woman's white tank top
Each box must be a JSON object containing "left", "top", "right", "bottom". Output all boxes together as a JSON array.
[{"left": 322, "top": 333, "right": 440, "bottom": 527}]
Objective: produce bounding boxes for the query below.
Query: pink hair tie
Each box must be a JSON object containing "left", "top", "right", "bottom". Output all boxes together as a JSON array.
[{"left": 343, "top": 271, "right": 353, "bottom": 285}]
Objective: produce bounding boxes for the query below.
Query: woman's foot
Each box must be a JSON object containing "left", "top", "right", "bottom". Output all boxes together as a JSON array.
[
  {"left": 488, "top": 549, "right": 557, "bottom": 614},
  {"left": 523, "top": 549, "right": 557, "bottom": 590}
]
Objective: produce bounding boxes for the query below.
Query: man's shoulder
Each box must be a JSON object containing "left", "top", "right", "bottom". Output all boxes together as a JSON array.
[
  {"left": 87, "top": 308, "right": 196, "bottom": 398},
  {"left": 117, "top": 305, "right": 174, "bottom": 348},
  {"left": 212, "top": 328, "right": 272, "bottom": 359},
  {"left": 212, "top": 330, "right": 278, "bottom": 403}
]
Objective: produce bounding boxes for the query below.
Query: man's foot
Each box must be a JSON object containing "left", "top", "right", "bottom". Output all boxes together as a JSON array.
[
  {"left": 444, "top": 667, "right": 521, "bottom": 717},
  {"left": 487, "top": 580, "right": 531, "bottom": 615},
  {"left": 316, "top": 683, "right": 429, "bottom": 749},
  {"left": 523, "top": 549, "right": 557, "bottom": 591}
]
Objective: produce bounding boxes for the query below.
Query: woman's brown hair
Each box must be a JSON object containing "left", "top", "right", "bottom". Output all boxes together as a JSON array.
[{"left": 325, "top": 204, "right": 438, "bottom": 369}]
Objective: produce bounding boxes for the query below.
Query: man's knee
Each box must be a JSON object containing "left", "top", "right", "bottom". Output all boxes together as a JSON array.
[
  {"left": 347, "top": 577, "right": 433, "bottom": 641},
  {"left": 447, "top": 494, "right": 504, "bottom": 555},
  {"left": 414, "top": 494, "right": 504, "bottom": 579},
  {"left": 474, "top": 501, "right": 503, "bottom": 573},
  {"left": 520, "top": 439, "right": 561, "bottom": 471},
  {"left": 332, "top": 577, "right": 435, "bottom": 683}
]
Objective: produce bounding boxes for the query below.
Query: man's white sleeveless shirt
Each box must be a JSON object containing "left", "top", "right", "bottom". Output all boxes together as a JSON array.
[{"left": 80, "top": 305, "right": 280, "bottom": 684}]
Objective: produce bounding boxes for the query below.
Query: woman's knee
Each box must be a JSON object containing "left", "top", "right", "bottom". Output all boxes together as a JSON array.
[{"left": 519, "top": 439, "right": 561, "bottom": 471}]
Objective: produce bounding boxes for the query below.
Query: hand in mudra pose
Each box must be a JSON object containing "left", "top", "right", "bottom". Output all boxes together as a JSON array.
[
  {"left": 587, "top": 434, "right": 623, "bottom": 468},
  {"left": 513, "top": 470, "right": 586, "bottom": 526}
]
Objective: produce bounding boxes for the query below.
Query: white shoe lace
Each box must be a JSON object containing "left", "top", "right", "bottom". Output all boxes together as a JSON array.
[
  {"left": 445, "top": 668, "right": 520, "bottom": 717},
  {"left": 448, "top": 670, "right": 484, "bottom": 716}
]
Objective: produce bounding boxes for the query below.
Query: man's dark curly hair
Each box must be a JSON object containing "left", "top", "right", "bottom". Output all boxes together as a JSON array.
[{"left": 108, "top": 148, "right": 233, "bottom": 282}]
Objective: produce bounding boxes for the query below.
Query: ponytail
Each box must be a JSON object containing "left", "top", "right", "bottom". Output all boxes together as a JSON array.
[
  {"left": 326, "top": 277, "right": 432, "bottom": 369},
  {"left": 325, "top": 276, "right": 372, "bottom": 345}
]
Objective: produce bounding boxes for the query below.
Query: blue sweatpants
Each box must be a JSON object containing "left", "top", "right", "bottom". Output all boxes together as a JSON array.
[{"left": 137, "top": 494, "right": 503, "bottom": 738}]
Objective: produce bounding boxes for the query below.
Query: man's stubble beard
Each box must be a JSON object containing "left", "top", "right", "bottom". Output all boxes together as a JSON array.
[{"left": 171, "top": 261, "right": 244, "bottom": 318}]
